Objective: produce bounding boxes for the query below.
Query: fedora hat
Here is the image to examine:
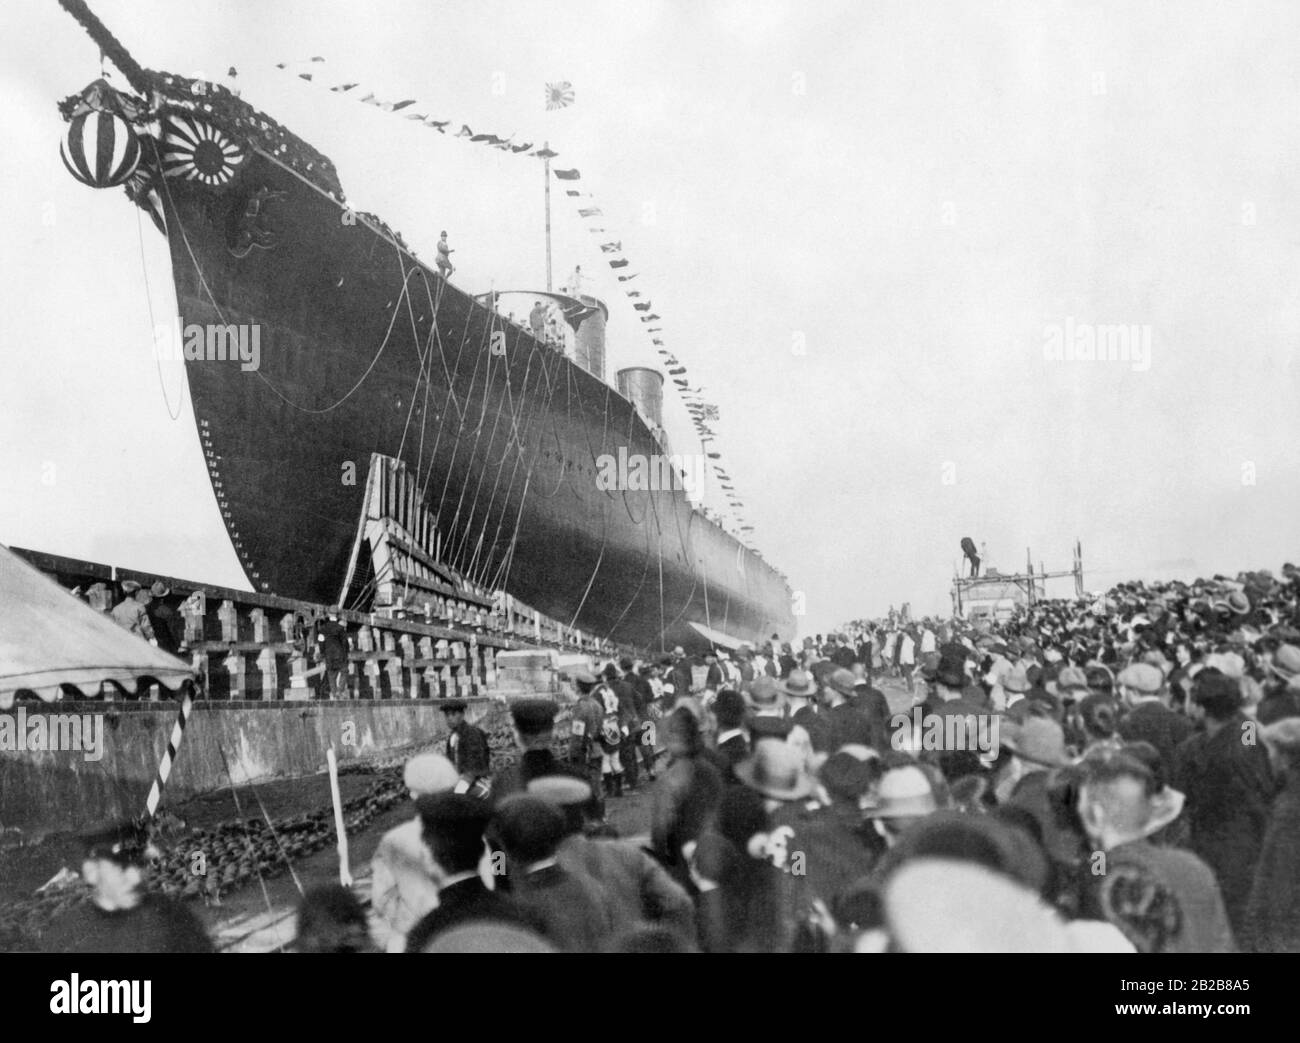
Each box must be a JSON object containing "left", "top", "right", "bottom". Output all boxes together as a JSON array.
[
  {"left": 1270, "top": 644, "right": 1300, "bottom": 682},
  {"left": 745, "top": 676, "right": 783, "bottom": 709},
  {"left": 778, "top": 669, "right": 817, "bottom": 698},
  {"left": 120, "top": 579, "right": 142, "bottom": 594},
  {"left": 861, "top": 765, "right": 937, "bottom": 819},
  {"left": 149, "top": 580, "right": 171, "bottom": 598},
  {"left": 824, "top": 668, "right": 858, "bottom": 698},
  {"left": 1000, "top": 716, "right": 1068, "bottom": 768},
  {"left": 734, "top": 740, "right": 815, "bottom": 802}
]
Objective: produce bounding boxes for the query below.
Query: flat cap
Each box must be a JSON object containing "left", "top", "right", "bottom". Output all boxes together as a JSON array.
[{"left": 1116, "top": 663, "right": 1164, "bottom": 694}]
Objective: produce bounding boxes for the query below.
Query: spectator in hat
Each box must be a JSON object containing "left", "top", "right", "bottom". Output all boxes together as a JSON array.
[
  {"left": 1076, "top": 747, "right": 1235, "bottom": 953},
  {"left": 144, "top": 581, "right": 185, "bottom": 654},
  {"left": 292, "top": 885, "right": 377, "bottom": 953},
  {"left": 1245, "top": 718, "right": 1300, "bottom": 952},
  {"left": 1172, "top": 669, "right": 1277, "bottom": 938},
  {"left": 440, "top": 699, "right": 491, "bottom": 798},
  {"left": 371, "top": 752, "right": 462, "bottom": 951},
  {"left": 491, "top": 698, "right": 561, "bottom": 804},
  {"left": 797, "top": 749, "right": 887, "bottom": 909},
  {"left": 528, "top": 774, "right": 695, "bottom": 943},
  {"left": 568, "top": 670, "right": 607, "bottom": 816},
  {"left": 39, "top": 827, "right": 212, "bottom": 954},
  {"left": 623, "top": 656, "right": 659, "bottom": 782},
  {"left": 650, "top": 707, "right": 724, "bottom": 891},
  {"left": 783, "top": 669, "right": 829, "bottom": 765},
  {"left": 406, "top": 793, "right": 538, "bottom": 952},
  {"left": 110, "top": 584, "right": 157, "bottom": 645},
  {"left": 745, "top": 676, "right": 786, "bottom": 722},
  {"left": 1115, "top": 662, "right": 1194, "bottom": 771},
  {"left": 668, "top": 646, "right": 694, "bottom": 697},
  {"left": 996, "top": 716, "right": 1086, "bottom": 875},
  {"left": 861, "top": 762, "right": 939, "bottom": 849},
  {"left": 820, "top": 668, "right": 883, "bottom": 752},
  {"left": 1257, "top": 643, "right": 1300, "bottom": 725},
  {"left": 490, "top": 795, "right": 617, "bottom": 952}
]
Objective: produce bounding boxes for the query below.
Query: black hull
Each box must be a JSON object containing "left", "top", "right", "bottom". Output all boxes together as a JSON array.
[{"left": 158, "top": 149, "right": 792, "bottom": 652}]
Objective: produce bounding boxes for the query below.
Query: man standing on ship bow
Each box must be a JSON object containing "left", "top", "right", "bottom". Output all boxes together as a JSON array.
[{"left": 436, "top": 230, "right": 455, "bottom": 279}]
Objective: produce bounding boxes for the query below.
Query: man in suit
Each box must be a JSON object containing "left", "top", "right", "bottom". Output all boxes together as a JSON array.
[
  {"left": 440, "top": 699, "right": 491, "bottom": 797},
  {"left": 711, "top": 689, "right": 750, "bottom": 779},
  {"left": 1079, "top": 747, "right": 1235, "bottom": 953},
  {"left": 1116, "top": 662, "right": 1195, "bottom": 771},
  {"left": 611, "top": 660, "right": 644, "bottom": 790},
  {"left": 1173, "top": 670, "right": 1277, "bottom": 939},
  {"left": 405, "top": 794, "right": 538, "bottom": 952},
  {"left": 491, "top": 795, "right": 618, "bottom": 952},
  {"left": 529, "top": 774, "right": 696, "bottom": 943}
]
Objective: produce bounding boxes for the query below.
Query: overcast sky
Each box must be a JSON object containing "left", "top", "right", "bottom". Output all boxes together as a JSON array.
[{"left": 2, "top": 0, "right": 1298, "bottom": 635}]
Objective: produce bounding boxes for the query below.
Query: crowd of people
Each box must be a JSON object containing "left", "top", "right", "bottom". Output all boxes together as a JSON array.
[{"left": 36, "top": 563, "right": 1300, "bottom": 953}]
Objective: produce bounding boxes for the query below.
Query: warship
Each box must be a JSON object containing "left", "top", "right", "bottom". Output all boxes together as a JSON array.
[{"left": 53, "top": 0, "right": 795, "bottom": 654}]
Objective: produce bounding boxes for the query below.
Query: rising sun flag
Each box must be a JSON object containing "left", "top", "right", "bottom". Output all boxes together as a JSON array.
[{"left": 545, "top": 81, "right": 575, "bottom": 110}]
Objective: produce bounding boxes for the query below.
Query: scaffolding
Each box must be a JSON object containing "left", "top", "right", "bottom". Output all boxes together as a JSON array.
[{"left": 951, "top": 540, "right": 1084, "bottom": 618}]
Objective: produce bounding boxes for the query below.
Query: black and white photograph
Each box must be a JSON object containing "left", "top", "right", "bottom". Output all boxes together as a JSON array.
[{"left": 0, "top": 0, "right": 1296, "bottom": 986}]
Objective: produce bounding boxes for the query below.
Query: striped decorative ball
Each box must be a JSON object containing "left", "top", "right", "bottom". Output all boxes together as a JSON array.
[{"left": 60, "top": 110, "right": 141, "bottom": 188}]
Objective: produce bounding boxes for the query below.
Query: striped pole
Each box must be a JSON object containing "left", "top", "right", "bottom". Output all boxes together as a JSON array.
[{"left": 143, "top": 687, "right": 195, "bottom": 820}]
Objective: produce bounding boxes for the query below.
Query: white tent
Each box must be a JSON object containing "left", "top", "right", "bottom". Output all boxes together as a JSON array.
[{"left": 0, "top": 543, "right": 194, "bottom": 708}]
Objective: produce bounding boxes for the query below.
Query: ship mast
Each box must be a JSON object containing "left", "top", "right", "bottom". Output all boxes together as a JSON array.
[
  {"left": 56, "top": 0, "right": 152, "bottom": 96},
  {"left": 543, "top": 140, "right": 552, "bottom": 291}
]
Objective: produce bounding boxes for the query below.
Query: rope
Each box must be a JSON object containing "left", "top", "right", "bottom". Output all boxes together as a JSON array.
[{"left": 136, "top": 206, "right": 184, "bottom": 421}]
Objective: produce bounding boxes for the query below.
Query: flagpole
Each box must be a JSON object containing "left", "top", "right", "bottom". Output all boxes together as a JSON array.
[{"left": 543, "top": 140, "right": 552, "bottom": 291}]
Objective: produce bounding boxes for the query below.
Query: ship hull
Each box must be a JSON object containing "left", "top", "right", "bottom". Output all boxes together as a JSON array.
[{"left": 159, "top": 150, "right": 792, "bottom": 652}]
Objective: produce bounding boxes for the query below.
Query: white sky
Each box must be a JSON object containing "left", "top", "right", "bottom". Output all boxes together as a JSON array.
[{"left": 1, "top": 0, "right": 1298, "bottom": 635}]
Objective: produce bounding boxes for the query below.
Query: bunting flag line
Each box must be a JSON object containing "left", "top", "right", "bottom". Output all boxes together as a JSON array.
[{"left": 276, "top": 58, "right": 752, "bottom": 538}]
